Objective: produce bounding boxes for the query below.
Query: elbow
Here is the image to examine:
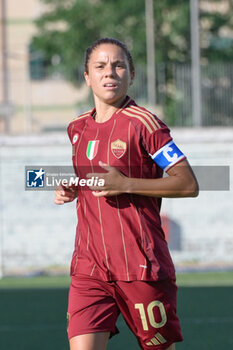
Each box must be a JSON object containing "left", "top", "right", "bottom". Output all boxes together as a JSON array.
[
  {"left": 186, "top": 179, "right": 199, "bottom": 197},
  {"left": 177, "top": 175, "right": 199, "bottom": 198},
  {"left": 190, "top": 186, "right": 199, "bottom": 198}
]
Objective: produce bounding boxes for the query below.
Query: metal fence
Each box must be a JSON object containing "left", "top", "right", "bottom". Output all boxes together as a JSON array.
[
  {"left": 173, "top": 62, "right": 233, "bottom": 127},
  {"left": 130, "top": 62, "right": 233, "bottom": 127},
  {"left": 31, "top": 60, "right": 233, "bottom": 127},
  {"left": 1, "top": 61, "right": 232, "bottom": 134}
]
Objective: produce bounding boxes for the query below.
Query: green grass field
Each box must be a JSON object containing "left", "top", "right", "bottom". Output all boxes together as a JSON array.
[{"left": 0, "top": 271, "right": 233, "bottom": 350}]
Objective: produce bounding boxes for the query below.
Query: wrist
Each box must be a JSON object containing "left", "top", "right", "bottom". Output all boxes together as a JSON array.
[{"left": 122, "top": 176, "right": 133, "bottom": 194}]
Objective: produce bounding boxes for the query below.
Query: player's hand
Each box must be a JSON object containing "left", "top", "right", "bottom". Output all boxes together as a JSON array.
[
  {"left": 54, "top": 184, "right": 78, "bottom": 205},
  {"left": 86, "top": 161, "right": 127, "bottom": 197}
]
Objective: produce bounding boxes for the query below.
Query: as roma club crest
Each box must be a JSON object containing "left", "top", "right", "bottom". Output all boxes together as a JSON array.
[
  {"left": 86, "top": 140, "right": 99, "bottom": 160},
  {"left": 111, "top": 139, "right": 127, "bottom": 159}
]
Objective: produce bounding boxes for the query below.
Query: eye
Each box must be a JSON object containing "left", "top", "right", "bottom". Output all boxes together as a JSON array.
[
  {"left": 116, "top": 63, "right": 126, "bottom": 69},
  {"left": 96, "top": 65, "right": 104, "bottom": 69}
]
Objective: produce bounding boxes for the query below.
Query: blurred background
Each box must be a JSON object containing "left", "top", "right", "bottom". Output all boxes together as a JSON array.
[{"left": 0, "top": 1, "right": 233, "bottom": 349}]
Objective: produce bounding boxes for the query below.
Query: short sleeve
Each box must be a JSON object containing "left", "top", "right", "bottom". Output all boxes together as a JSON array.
[
  {"left": 140, "top": 116, "right": 172, "bottom": 156},
  {"left": 67, "top": 122, "right": 74, "bottom": 144},
  {"left": 140, "top": 115, "right": 186, "bottom": 172}
]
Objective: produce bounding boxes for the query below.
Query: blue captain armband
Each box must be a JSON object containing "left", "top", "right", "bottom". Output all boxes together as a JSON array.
[{"left": 151, "top": 140, "right": 186, "bottom": 171}]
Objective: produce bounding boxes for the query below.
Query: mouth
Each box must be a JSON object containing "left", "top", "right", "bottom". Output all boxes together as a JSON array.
[{"left": 103, "top": 83, "right": 118, "bottom": 89}]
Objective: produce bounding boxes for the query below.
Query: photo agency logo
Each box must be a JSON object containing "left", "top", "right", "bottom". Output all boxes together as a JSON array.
[
  {"left": 25, "top": 166, "right": 105, "bottom": 191},
  {"left": 26, "top": 168, "right": 45, "bottom": 188}
]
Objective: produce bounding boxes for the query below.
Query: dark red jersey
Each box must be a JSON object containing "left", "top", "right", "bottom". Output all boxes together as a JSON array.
[{"left": 67, "top": 96, "right": 184, "bottom": 281}]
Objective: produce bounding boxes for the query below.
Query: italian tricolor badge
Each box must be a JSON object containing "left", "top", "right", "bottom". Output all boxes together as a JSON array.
[{"left": 86, "top": 140, "right": 99, "bottom": 160}]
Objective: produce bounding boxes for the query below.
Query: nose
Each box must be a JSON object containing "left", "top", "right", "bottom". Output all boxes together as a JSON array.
[{"left": 104, "top": 64, "right": 115, "bottom": 77}]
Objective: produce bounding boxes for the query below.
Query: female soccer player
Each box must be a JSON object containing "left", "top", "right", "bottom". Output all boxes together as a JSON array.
[{"left": 54, "top": 38, "right": 198, "bottom": 350}]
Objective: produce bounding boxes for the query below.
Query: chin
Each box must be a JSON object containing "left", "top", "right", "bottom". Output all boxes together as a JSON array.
[{"left": 102, "top": 93, "right": 126, "bottom": 105}]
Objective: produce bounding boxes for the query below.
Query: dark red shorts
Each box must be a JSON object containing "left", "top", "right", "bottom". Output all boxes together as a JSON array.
[{"left": 67, "top": 275, "right": 183, "bottom": 350}]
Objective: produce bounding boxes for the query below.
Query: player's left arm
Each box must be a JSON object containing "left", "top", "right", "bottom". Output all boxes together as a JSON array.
[
  {"left": 86, "top": 159, "right": 199, "bottom": 198},
  {"left": 123, "top": 158, "right": 199, "bottom": 198}
]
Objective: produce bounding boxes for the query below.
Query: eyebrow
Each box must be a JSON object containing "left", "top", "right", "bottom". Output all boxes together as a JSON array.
[{"left": 93, "top": 60, "right": 126, "bottom": 65}]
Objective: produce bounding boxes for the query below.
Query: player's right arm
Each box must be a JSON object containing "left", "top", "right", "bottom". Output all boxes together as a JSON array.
[{"left": 54, "top": 185, "right": 78, "bottom": 205}]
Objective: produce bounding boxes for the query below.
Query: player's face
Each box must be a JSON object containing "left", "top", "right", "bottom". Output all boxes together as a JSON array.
[{"left": 84, "top": 44, "right": 134, "bottom": 107}]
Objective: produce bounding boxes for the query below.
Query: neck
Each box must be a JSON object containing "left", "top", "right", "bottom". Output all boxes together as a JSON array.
[{"left": 94, "top": 96, "right": 126, "bottom": 123}]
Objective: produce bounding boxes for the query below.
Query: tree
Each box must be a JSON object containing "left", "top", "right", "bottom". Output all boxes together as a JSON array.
[
  {"left": 32, "top": 0, "right": 145, "bottom": 84},
  {"left": 32, "top": 0, "right": 192, "bottom": 84},
  {"left": 200, "top": 0, "right": 233, "bottom": 62},
  {"left": 32, "top": 0, "right": 233, "bottom": 86}
]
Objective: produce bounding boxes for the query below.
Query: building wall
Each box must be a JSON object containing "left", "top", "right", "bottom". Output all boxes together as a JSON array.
[{"left": 1, "top": 0, "right": 88, "bottom": 134}]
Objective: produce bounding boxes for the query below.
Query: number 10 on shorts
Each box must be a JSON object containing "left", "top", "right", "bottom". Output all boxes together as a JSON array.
[{"left": 135, "top": 301, "right": 167, "bottom": 331}]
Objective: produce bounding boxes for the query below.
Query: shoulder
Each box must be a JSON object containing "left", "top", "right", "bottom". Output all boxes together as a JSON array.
[
  {"left": 119, "top": 100, "right": 167, "bottom": 134},
  {"left": 68, "top": 109, "right": 91, "bottom": 132},
  {"left": 69, "top": 110, "right": 92, "bottom": 127},
  {"left": 67, "top": 109, "right": 92, "bottom": 141}
]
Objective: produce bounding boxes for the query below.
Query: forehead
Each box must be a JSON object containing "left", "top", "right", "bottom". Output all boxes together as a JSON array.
[{"left": 90, "top": 43, "right": 127, "bottom": 62}]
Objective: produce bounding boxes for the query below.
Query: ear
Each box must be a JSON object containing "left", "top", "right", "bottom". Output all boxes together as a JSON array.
[
  {"left": 130, "top": 71, "right": 135, "bottom": 86},
  {"left": 84, "top": 72, "right": 91, "bottom": 87}
]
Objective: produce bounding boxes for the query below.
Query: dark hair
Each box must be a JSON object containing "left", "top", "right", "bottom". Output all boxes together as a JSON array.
[{"left": 84, "top": 37, "right": 135, "bottom": 74}]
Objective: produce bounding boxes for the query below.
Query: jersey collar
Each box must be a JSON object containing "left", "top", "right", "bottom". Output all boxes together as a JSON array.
[{"left": 90, "top": 95, "right": 135, "bottom": 120}]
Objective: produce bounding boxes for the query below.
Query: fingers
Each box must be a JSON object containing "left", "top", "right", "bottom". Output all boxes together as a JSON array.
[
  {"left": 91, "top": 190, "right": 108, "bottom": 197},
  {"left": 86, "top": 172, "right": 105, "bottom": 180},
  {"left": 54, "top": 193, "right": 71, "bottom": 205},
  {"left": 54, "top": 186, "right": 77, "bottom": 205},
  {"left": 54, "top": 197, "right": 65, "bottom": 205},
  {"left": 86, "top": 161, "right": 113, "bottom": 179},
  {"left": 91, "top": 190, "right": 122, "bottom": 197},
  {"left": 98, "top": 161, "right": 112, "bottom": 171}
]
